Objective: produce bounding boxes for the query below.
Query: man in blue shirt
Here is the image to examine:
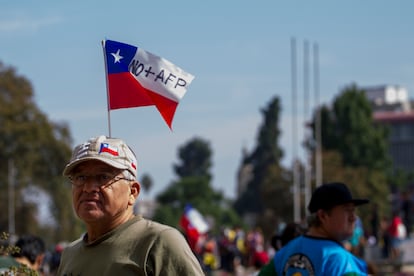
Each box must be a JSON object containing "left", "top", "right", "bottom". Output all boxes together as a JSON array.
[{"left": 259, "top": 182, "right": 370, "bottom": 276}]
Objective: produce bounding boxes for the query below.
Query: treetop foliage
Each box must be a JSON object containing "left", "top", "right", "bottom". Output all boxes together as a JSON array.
[
  {"left": 234, "top": 96, "right": 287, "bottom": 217},
  {"left": 173, "top": 137, "right": 212, "bottom": 180},
  {"left": 318, "top": 84, "right": 390, "bottom": 170},
  {"left": 155, "top": 137, "right": 242, "bottom": 232}
]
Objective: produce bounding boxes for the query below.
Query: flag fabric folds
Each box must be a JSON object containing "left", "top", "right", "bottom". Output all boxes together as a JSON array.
[
  {"left": 102, "top": 39, "right": 195, "bottom": 129},
  {"left": 180, "top": 204, "right": 209, "bottom": 251}
]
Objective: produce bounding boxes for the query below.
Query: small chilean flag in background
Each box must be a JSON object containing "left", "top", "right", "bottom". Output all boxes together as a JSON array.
[
  {"left": 179, "top": 204, "right": 209, "bottom": 250},
  {"left": 102, "top": 39, "right": 195, "bottom": 129}
]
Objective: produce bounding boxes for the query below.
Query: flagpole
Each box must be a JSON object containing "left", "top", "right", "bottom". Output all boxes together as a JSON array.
[{"left": 102, "top": 40, "right": 112, "bottom": 137}]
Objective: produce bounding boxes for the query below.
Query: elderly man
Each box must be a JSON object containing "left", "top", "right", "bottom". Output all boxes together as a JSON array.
[
  {"left": 259, "top": 182, "right": 370, "bottom": 275},
  {"left": 57, "top": 135, "right": 204, "bottom": 276}
]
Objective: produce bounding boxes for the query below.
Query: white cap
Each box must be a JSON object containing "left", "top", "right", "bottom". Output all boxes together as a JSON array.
[{"left": 63, "top": 135, "right": 137, "bottom": 178}]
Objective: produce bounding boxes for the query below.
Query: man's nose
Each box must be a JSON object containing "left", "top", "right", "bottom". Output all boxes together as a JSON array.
[{"left": 82, "top": 176, "right": 101, "bottom": 192}]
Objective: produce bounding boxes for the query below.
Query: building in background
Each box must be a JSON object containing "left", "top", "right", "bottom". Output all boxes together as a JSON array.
[
  {"left": 366, "top": 85, "right": 414, "bottom": 173},
  {"left": 366, "top": 85, "right": 410, "bottom": 112}
]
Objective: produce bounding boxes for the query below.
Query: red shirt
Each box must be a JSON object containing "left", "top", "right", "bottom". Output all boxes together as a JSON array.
[{"left": 388, "top": 216, "right": 402, "bottom": 238}]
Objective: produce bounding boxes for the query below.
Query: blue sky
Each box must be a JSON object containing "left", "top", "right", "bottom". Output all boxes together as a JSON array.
[{"left": 1, "top": 1, "right": 414, "bottom": 199}]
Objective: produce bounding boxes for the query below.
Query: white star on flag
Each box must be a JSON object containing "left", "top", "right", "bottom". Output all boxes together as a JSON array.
[{"left": 111, "top": 49, "right": 123, "bottom": 63}]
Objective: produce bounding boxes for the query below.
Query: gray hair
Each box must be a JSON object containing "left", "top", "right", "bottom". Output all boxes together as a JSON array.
[
  {"left": 122, "top": 170, "right": 136, "bottom": 181},
  {"left": 307, "top": 208, "right": 334, "bottom": 227},
  {"left": 307, "top": 212, "right": 322, "bottom": 227}
]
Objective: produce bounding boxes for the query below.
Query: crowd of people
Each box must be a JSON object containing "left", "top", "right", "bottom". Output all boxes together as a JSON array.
[
  {"left": 191, "top": 226, "right": 271, "bottom": 275},
  {"left": 1, "top": 135, "right": 412, "bottom": 275},
  {"left": 185, "top": 222, "right": 308, "bottom": 275},
  {"left": 186, "top": 183, "right": 412, "bottom": 275},
  {"left": 0, "top": 226, "right": 272, "bottom": 276}
]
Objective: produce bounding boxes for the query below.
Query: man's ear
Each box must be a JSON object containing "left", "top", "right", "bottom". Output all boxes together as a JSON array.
[
  {"left": 129, "top": 181, "right": 140, "bottom": 202},
  {"left": 317, "top": 209, "right": 328, "bottom": 222}
]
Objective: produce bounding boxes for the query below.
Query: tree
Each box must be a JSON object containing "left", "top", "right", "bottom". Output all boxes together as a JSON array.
[
  {"left": 318, "top": 84, "right": 390, "bottom": 170},
  {"left": 153, "top": 137, "right": 242, "bottom": 232},
  {"left": 140, "top": 173, "right": 153, "bottom": 194},
  {"left": 0, "top": 62, "right": 82, "bottom": 244},
  {"left": 321, "top": 151, "right": 389, "bottom": 219},
  {"left": 310, "top": 84, "right": 391, "bottom": 220},
  {"left": 233, "top": 96, "right": 291, "bottom": 239},
  {"left": 234, "top": 96, "right": 285, "bottom": 214},
  {"left": 173, "top": 137, "right": 212, "bottom": 180}
]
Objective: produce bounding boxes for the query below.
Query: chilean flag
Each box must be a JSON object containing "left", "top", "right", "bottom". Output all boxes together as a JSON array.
[
  {"left": 180, "top": 204, "right": 209, "bottom": 251},
  {"left": 99, "top": 143, "right": 119, "bottom": 156},
  {"left": 103, "top": 39, "right": 195, "bottom": 129}
]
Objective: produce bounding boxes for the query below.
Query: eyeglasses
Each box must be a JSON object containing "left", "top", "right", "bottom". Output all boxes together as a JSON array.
[{"left": 69, "top": 172, "right": 131, "bottom": 188}]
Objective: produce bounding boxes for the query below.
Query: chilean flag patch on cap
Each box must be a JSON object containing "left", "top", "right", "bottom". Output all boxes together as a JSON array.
[{"left": 99, "top": 143, "right": 119, "bottom": 156}]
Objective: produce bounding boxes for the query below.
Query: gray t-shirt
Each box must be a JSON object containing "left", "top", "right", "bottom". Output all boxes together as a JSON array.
[{"left": 57, "top": 215, "right": 204, "bottom": 276}]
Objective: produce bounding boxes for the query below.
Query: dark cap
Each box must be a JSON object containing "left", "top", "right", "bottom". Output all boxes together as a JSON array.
[{"left": 308, "top": 182, "right": 369, "bottom": 213}]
